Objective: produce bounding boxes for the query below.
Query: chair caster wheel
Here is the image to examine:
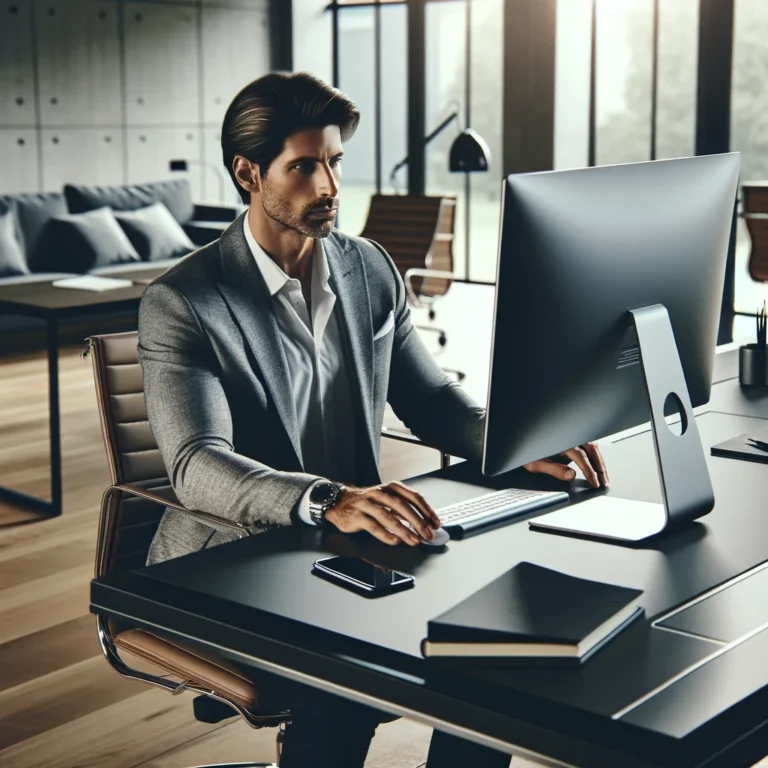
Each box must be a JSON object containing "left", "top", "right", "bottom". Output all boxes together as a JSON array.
[
  {"left": 438, "top": 334, "right": 447, "bottom": 347},
  {"left": 429, "top": 309, "right": 436, "bottom": 321}
]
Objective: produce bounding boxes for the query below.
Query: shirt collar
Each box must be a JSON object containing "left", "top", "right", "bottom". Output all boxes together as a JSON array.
[{"left": 242, "top": 214, "right": 330, "bottom": 296}]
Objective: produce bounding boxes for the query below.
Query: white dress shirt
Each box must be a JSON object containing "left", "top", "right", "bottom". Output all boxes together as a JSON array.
[{"left": 242, "top": 217, "right": 356, "bottom": 524}]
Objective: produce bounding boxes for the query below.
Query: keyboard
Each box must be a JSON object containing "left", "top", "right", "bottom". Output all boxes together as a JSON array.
[{"left": 437, "top": 487, "right": 569, "bottom": 536}]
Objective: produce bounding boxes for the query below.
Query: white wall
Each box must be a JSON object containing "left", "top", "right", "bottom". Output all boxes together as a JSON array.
[{"left": 0, "top": 0, "right": 270, "bottom": 203}]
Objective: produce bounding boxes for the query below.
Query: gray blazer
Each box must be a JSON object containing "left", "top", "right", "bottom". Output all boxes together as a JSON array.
[{"left": 139, "top": 212, "right": 485, "bottom": 564}]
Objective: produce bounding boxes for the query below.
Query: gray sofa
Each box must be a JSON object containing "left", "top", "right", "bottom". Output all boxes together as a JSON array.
[{"left": 0, "top": 179, "right": 240, "bottom": 354}]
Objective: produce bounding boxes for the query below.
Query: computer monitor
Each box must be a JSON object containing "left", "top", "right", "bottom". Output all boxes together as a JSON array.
[{"left": 482, "top": 153, "right": 740, "bottom": 543}]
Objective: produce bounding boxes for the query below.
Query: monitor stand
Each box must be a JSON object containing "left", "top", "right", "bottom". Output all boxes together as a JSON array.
[{"left": 529, "top": 304, "right": 715, "bottom": 543}]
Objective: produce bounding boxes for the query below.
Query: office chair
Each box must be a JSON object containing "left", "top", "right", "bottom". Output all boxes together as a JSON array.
[
  {"left": 742, "top": 182, "right": 768, "bottom": 282},
  {"left": 87, "top": 331, "right": 290, "bottom": 768},
  {"left": 360, "top": 194, "right": 465, "bottom": 381}
]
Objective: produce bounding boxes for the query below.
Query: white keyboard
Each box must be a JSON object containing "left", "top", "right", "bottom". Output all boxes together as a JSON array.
[{"left": 438, "top": 487, "right": 569, "bottom": 534}]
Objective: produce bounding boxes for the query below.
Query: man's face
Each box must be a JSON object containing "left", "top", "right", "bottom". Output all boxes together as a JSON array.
[{"left": 259, "top": 125, "right": 343, "bottom": 239}]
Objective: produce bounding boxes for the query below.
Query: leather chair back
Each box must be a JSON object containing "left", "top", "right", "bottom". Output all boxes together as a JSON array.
[
  {"left": 360, "top": 194, "right": 456, "bottom": 297},
  {"left": 89, "top": 331, "right": 169, "bottom": 577},
  {"left": 743, "top": 183, "right": 768, "bottom": 283}
]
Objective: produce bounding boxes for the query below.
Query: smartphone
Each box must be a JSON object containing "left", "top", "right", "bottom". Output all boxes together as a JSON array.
[{"left": 312, "top": 556, "right": 415, "bottom": 597}]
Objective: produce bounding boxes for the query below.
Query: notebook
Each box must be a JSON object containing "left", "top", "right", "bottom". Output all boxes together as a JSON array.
[
  {"left": 52, "top": 275, "right": 133, "bottom": 292},
  {"left": 421, "top": 561, "right": 643, "bottom": 665},
  {"left": 711, "top": 431, "right": 768, "bottom": 465}
]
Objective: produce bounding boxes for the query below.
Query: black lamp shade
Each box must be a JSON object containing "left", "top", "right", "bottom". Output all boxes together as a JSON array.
[{"left": 449, "top": 129, "right": 490, "bottom": 173}]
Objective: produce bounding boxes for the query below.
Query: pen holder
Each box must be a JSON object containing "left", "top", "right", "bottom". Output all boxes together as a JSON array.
[{"left": 739, "top": 344, "right": 768, "bottom": 387}]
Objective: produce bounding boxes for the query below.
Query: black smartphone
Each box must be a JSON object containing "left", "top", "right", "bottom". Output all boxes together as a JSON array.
[{"left": 312, "top": 556, "right": 415, "bottom": 597}]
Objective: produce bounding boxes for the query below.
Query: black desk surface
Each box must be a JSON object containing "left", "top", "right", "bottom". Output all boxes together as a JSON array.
[{"left": 91, "top": 382, "right": 768, "bottom": 768}]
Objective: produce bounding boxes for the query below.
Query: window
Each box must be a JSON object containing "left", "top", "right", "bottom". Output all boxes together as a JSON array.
[
  {"left": 595, "top": 0, "right": 654, "bottom": 166},
  {"left": 731, "top": 0, "right": 768, "bottom": 314},
  {"left": 424, "top": 0, "right": 501, "bottom": 282},
  {"left": 656, "top": 0, "right": 698, "bottom": 160},
  {"left": 335, "top": 3, "right": 407, "bottom": 237},
  {"left": 468, "top": 0, "right": 502, "bottom": 284},
  {"left": 425, "top": 0, "right": 467, "bottom": 276},
  {"left": 337, "top": 7, "right": 376, "bottom": 235}
]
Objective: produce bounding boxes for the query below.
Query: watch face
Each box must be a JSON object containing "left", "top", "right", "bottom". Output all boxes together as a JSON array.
[{"left": 311, "top": 482, "right": 338, "bottom": 506}]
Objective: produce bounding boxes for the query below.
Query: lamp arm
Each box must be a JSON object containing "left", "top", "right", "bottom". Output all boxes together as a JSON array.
[{"left": 389, "top": 111, "right": 459, "bottom": 178}]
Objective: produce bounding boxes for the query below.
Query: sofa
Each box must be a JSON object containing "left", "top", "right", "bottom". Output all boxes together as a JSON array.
[{"left": 0, "top": 179, "right": 241, "bottom": 353}]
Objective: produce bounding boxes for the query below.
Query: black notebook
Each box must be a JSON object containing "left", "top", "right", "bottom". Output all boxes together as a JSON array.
[
  {"left": 711, "top": 431, "right": 768, "bottom": 465},
  {"left": 421, "top": 562, "right": 643, "bottom": 665}
]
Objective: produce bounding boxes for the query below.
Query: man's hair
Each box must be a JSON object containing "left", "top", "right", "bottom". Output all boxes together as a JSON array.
[{"left": 221, "top": 72, "right": 361, "bottom": 204}]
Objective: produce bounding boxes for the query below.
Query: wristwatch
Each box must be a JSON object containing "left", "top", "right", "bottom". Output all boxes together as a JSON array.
[{"left": 308, "top": 481, "right": 345, "bottom": 526}]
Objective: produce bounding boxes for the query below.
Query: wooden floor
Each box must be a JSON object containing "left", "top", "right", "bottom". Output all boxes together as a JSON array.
[{"left": 0, "top": 289, "right": 765, "bottom": 768}]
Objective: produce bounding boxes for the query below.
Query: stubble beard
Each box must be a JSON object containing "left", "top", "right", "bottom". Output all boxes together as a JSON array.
[{"left": 261, "top": 181, "right": 335, "bottom": 239}]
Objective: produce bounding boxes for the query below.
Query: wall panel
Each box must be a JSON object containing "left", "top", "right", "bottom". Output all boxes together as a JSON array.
[
  {"left": 126, "top": 127, "right": 203, "bottom": 200},
  {"left": 124, "top": 2, "right": 200, "bottom": 126},
  {"left": 201, "top": 1, "right": 268, "bottom": 9},
  {"left": 201, "top": 6, "right": 270, "bottom": 126},
  {"left": 40, "top": 128, "right": 124, "bottom": 191},
  {"left": 35, "top": 0, "right": 122, "bottom": 127},
  {"left": 0, "top": 1, "right": 36, "bottom": 127},
  {"left": 2, "top": 0, "right": 271, "bottom": 201},
  {"left": 0, "top": 129, "right": 39, "bottom": 194}
]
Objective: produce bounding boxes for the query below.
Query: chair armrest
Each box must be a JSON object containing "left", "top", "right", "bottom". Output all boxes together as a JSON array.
[
  {"left": 192, "top": 203, "right": 240, "bottom": 222},
  {"left": 381, "top": 426, "right": 424, "bottom": 446},
  {"left": 183, "top": 222, "right": 228, "bottom": 246},
  {"left": 403, "top": 268, "right": 454, "bottom": 306},
  {"left": 381, "top": 427, "right": 451, "bottom": 469},
  {"left": 116, "top": 483, "right": 252, "bottom": 536}
]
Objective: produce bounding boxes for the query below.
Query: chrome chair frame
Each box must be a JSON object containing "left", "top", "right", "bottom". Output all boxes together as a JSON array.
[
  {"left": 95, "top": 483, "right": 288, "bottom": 765},
  {"left": 404, "top": 268, "right": 466, "bottom": 382}
]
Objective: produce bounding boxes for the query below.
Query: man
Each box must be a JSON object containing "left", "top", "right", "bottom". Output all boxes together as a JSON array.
[{"left": 139, "top": 72, "right": 608, "bottom": 767}]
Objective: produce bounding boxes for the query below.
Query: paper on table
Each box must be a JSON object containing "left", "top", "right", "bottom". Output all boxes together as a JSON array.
[{"left": 52, "top": 275, "right": 134, "bottom": 292}]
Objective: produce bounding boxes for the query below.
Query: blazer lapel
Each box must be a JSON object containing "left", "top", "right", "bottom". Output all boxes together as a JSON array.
[
  {"left": 217, "top": 214, "right": 303, "bottom": 467},
  {"left": 326, "top": 236, "right": 378, "bottom": 466}
]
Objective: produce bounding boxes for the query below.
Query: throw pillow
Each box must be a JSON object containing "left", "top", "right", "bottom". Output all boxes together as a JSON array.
[
  {"left": 32, "top": 207, "right": 141, "bottom": 273},
  {"left": 8, "top": 192, "right": 68, "bottom": 255},
  {"left": 114, "top": 202, "right": 195, "bottom": 261},
  {"left": 0, "top": 209, "right": 29, "bottom": 278},
  {"left": 64, "top": 179, "right": 195, "bottom": 225}
]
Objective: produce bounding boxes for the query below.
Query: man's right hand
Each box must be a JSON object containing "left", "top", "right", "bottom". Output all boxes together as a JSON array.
[{"left": 325, "top": 481, "right": 441, "bottom": 546}]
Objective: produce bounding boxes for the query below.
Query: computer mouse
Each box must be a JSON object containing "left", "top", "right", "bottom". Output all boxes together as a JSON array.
[
  {"left": 418, "top": 526, "right": 450, "bottom": 549},
  {"left": 401, "top": 520, "right": 450, "bottom": 550}
]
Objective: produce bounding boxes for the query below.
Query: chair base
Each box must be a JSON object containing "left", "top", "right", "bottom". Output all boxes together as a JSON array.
[
  {"left": 189, "top": 763, "right": 278, "bottom": 767},
  {"left": 442, "top": 367, "right": 466, "bottom": 382},
  {"left": 416, "top": 323, "right": 447, "bottom": 347}
]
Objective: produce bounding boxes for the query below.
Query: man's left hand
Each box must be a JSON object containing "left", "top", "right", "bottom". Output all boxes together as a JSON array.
[{"left": 523, "top": 443, "right": 609, "bottom": 489}]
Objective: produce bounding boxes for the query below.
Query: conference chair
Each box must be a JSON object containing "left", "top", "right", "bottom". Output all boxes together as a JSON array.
[
  {"left": 743, "top": 182, "right": 768, "bottom": 283},
  {"left": 87, "top": 331, "right": 290, "bottom": 768},
  {"left": 360, "top": 194, "right": 465, "bottom": 381}
]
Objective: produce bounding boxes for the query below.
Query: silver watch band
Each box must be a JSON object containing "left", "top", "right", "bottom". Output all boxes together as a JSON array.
[{"left": 309, "top": 482, "right": 344, "bottom": 525}]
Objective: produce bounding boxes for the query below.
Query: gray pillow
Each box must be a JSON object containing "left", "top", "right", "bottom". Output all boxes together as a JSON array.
[
  {"left": 32, "top": 207, "right": 140, "bottom": 273},
  {"left": 1, "top": 191, "right": 68, "bottom": 255},
  {"left": 114, "top": 202, "right": 195, "bottom": 262},
  {"left": 0, "top": 209, "right": 29, "bottom": 278},
  {"left": 64, "top": 179, "right": 194, "bottom": 225}
]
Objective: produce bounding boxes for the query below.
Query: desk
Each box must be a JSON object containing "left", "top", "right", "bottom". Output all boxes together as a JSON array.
[
  {"left": 0, "top": 268, "right": 165, "bottom": 516},
  {"left": 90, "top": 377, "right": 768, "bottom": 768}
]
